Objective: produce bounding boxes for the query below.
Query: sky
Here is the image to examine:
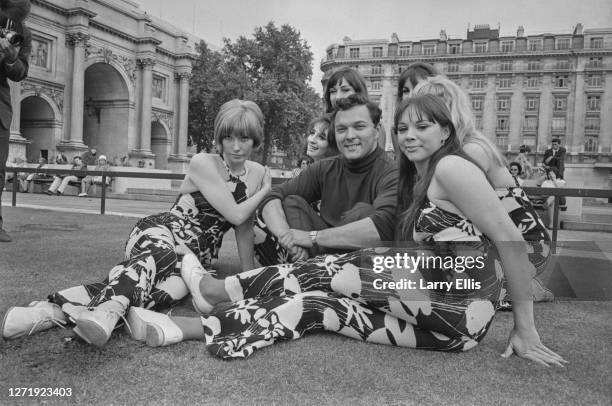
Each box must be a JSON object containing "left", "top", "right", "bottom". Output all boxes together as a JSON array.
[{"left": 136, "top": 0, "right": 612, "bottom": 94}]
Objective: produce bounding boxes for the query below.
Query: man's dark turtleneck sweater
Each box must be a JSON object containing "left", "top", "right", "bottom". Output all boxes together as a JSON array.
[{"left": 261, "top": 147, "right": 398, "bottom": 241}]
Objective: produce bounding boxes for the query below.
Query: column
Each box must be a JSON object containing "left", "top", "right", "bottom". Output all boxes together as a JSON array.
[
  {"left": 66, "top": 32, "right": 89, "bottom": 148},
  {"left": 176, "top": 72, "right": 191, "bottom": 156},
  {"left": 138, "top": 58, "right": 155, "bottom": 153},
  {"left": 9, "top": 81, "right": 22, "bottom": 137}
]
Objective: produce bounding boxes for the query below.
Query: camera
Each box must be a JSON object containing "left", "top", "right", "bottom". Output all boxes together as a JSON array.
[{"left": 0, "top": 28, "right": 22, "bottom": 46}]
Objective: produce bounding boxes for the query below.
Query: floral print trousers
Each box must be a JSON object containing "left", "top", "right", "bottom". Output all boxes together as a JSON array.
[
  {"left": 200, "top": 245, "right": 504, "bottom": 359},
  {"left": 49, "top": 216, "right": 195, "bottom": 311}
]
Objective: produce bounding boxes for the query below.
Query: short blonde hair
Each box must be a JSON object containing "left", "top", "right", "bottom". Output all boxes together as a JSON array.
[{"left": 214, "top": 99, "right": 264, "bottom": 149}]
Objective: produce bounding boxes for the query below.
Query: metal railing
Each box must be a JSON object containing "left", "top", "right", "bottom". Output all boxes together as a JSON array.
[{"left": 7, "top": 167, "right": 612, "bottom": 254}]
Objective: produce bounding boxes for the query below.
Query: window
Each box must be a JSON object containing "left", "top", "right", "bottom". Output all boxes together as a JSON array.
[
  {"left": 447, "top": 62, "right": 459, "bottom": 73},
  {"left": 528, "top": 39, "right": 541, "bottom": 51},
  {"left": 527, "top": 60, "right": 540, "bottom": 71},
  {"left": 372, "top": 47, "right": 383, "bottom": 57},
  {"left": 349, "top": 48, "right": 360, "bottom": 58},
  {"left": 584, "top": 136, "right": 599, "bottom": 153},
  {"left": 371, "top": 80, "right": 382, "bottom": 90},
  {"left": 152, "top": 75, "right": 166, "bottom": 100},
  {"left": 526, "top": 76, "right": 539, "bottom": 88},
  {"left": 471, "top": 96, "right": 484, "bottom": 111},
  {"left": 501, "top": 41, "right": 514, "bottom": 52},
  {"left": 498, "top": 77, "right": 512, "bottom": 89},
  {"left": 588, "top": 57, "right": 603, "bottom": 68},
  {"left": 474, "top": 42, "right": 487, "bottom": 53},
  {"left": 473, "top": 61, "right": 485, "bottom": 72},
  {"left": 497, "top": 97, "right": 510, "bottom": 111},
  {"left": 423, "top": 44, "right": 435, "bottom": 55},
  {"left": 556, "top": 38, "right": 571, "bottom": 50},
  {"left": 585, "top": 116, "right": 600, "bottom": 131},
  {"left": 500, "top": 61, "right": 513, "bottom": 71},
  {"left": 587, "top": 96, "right": 601, "bottom": 111},
  {"left": 524, "top": 116, "right": 538, "bottom": 131},
  {"left": 587, "top": 74, "right": 602, "bottom": 87},
  {"left": 474, "top": 116, "right": 483, "bottom": 130},
  {"left": 496, "top": 135, "right": 509, "bottom": 149},
  {"left": 497, "top": 116, "right": 510, "bottom": 131},
  {"left": 554, "top": 75, "right": 568, "bottom": 88},
  {"left": 522, "top": 135, "right": 536, "bottom": 147},
  {"left": 399, "top": 46, "right": 411, "bottom": 56},
  {"left": 552, "top": 117, "right": 566, "bottom": 131},
  {"left": 472, "top": 77, "right": 486, "bottom": 89},
  {"left": 526, "top": 97, "right": 539, "bottom": 111},
  {"left": 371, "top": 65, "right": 382, "bottom": 75},
  {"left": 556, "top": 60, "right": 571, "bottom": 70},
  {"left": 554, "top": 97, "right": 567, "bottom": 111},
  {"left": 590, "top": 37, "right": 603, "bottom": 49},
  {"left": 448, "top": 43, "right": 461, "bottom": 54}
]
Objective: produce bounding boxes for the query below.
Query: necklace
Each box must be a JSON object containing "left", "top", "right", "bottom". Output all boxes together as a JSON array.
[{"left": 222, "top": 159, "right": 247, "bottom": 179}]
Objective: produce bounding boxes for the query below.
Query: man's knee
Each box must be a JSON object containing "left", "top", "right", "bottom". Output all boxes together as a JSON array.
[{"left": 282, "top": 194, "right": 310, "bottom": 211}]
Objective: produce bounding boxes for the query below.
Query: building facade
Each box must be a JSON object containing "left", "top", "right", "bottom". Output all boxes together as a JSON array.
[
  {"left": 7, "top": 0, "right": 198, "bottom": 172},
  {"left": 321, "top": 24, "right": 612, "bottom": 188}
]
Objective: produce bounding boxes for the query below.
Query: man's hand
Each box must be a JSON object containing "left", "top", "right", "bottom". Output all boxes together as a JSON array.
[
  {"left": 0, "top": 38, "right": 19, "bottom": 63},
  {"left": 280, "top": 229, "right": 312, "bottom": 249}
]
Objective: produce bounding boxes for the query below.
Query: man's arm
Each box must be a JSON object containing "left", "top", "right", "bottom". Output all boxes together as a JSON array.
[{"left": 1, "top": 25, "right": 30, "bottom": 82}]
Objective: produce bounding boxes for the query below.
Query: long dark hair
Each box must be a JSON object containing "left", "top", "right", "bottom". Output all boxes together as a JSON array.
[
  {"left": 396, "top": 62, "right": 438, "bottom": 103},
  {"left": 324, "top": 67, "right": 368, "bottom": 113},
  {"left": 394, "top": 94, "right": 486, "bottom": 240}
]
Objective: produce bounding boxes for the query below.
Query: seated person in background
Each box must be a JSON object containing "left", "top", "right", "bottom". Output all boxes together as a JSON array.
[
  {"left": 4, "top": 157, "right": 26, "bottom": 191},
  {"left": 291, "top": 156, "right": 312, "bottom": 178},
  {"left": 21, "top": 157, "right": 48, "bottom": 192},
  {"left": 45, "top": 156, "right": 87, "bottom": 195},
  {"left": 255, "top": 94, "right": 398, "bottom": 265},
  {"left": 540, "top": 167, "right": 566, "bottom": 229},
  {"left": 543, "top": 138, "right": 566, "bottom": 179},
  {"left": 79, "top": 155, "right": 111, "bottom": 197},
  {"left": 515, "top": 145, "right": 533, "bottom": 179},
  {"left": 508, "top": 161, "right": 524, "bottom": 186},
  {"left": 55, "top": 151, "right": 68, "bottom": 164}
]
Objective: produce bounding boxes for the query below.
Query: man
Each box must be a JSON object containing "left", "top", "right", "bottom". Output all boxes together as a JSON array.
[
  {"left": 0, "top": 0, "right": 31, "bottom": 242},
  {"left": 81, "top": 147, "right": 98, "bottom": 166},
  {"left": 256, "top": 94, "right": 398, "bottom": 264},
  {"left": 542, "top": 138, "right": 566, "bottom": 178}
]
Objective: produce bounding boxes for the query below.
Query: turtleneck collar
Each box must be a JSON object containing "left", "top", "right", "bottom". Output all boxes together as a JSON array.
[{"left": 342, "top": 146, "right": 382, "bottom": 173}]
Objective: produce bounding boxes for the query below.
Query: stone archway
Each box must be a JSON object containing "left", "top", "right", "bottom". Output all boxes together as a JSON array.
[
  {"left": 83, "top": 62, "right": 130, "bottom": 163},
  {"left": 20, "top": 95, "right": 58, "bottom": 162},
  {"left": 151, "top": 120, "right": 170, "bottom": 169}
]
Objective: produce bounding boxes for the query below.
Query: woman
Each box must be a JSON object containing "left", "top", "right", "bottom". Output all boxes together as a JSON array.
[
  {"left": 412, "top": 76, "right": 553, "bottom": 303},
  {"left": 324, "top": 67, "right": 368, "bottom": 113},
  {"left": 127, "top": 95, "right": 566, "bottom": 367},
  {"left": 305, "top": 115, "right": 338, "bottom": 161},
  {"left": 509, "top": 162, "right": 524, "bottom": 186},
  {"left": 396, "top": 62, "right": 439, "bottom": 102},
  {"left": 1, "top": 99, "right": 272, "bottom": 347}
]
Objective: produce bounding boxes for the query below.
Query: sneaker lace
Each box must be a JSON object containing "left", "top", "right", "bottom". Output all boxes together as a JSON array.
[{"left": 28, "top": 317, "right": 67, "bottom": 336}]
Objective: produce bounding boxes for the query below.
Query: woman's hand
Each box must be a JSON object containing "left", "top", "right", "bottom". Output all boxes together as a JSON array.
[
  {"left": 502, "top": 327, "right": 568, "bottom": 367},
  {"left": 260, "top": 166, "right": 272, "bottom": 193}
]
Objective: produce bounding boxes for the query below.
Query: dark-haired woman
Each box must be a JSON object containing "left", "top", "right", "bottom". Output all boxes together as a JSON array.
[
  {"left": 2, "top": 100, "right": 271, "bottom": 347},
  {"left": 127, "top": 95, "right": 565, "bottom": 367}
]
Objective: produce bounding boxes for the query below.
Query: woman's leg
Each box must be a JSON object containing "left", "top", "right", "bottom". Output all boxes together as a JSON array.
[
  {"left": 146, "top": 290, "right": 491, "bottom": 358},
  {"left": 47, "top": 177, "right": 61, "bottom": 192},
  {"left": 58, "top": 175, "right": 77, "bottom": 194}
]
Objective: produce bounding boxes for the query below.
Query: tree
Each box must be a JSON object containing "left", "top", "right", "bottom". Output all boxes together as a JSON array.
[{"left": 188, "top": 23, "right": 323, "bottom": 164}]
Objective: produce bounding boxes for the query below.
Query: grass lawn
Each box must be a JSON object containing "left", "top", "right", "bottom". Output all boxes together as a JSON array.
[{"left": 0, "top": 207, "right": 611, "bottom": 405}]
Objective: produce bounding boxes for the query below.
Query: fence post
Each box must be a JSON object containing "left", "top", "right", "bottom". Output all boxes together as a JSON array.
[
  {"left": 551, "top": 195, "right": 561, "bottom": 254},
  {"left": 11, "top": 168, "right": 18, "bottom": 206},
  {"left": 100, "top": 174, "right": 107, "bottom": 215}
]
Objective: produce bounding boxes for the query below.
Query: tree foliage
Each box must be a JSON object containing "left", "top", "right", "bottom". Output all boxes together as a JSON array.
[{"left": 188, "top": 22, "right": 323, "bottom": 164}]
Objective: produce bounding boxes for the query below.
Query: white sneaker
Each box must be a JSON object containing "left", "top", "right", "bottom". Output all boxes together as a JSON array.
[
  {"left": 2, "top": 301, "right": 67, "bottom": 340},
  {"left": 73, "top": 301, "right": 125, "bottom": 347},
  {"left": 61, "top": 303, "right": 89, "bottom": 323},
  {"left": 181, "top": 253, "right": 214, "bottom": 314},
  {"left": 125, "top": 307, "right": 183, "bottom": 346},
  {"left": 78, "top": 192, "right": 87, "bottom": 197}
]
